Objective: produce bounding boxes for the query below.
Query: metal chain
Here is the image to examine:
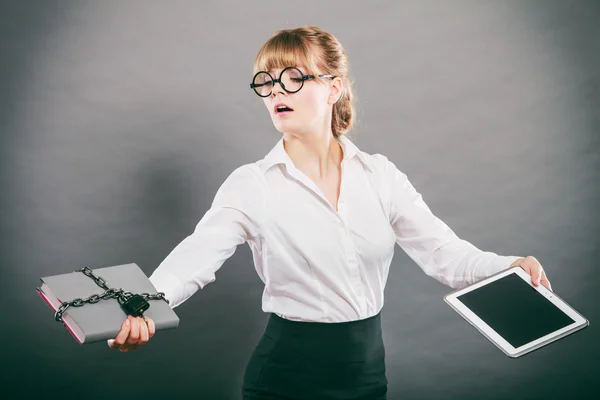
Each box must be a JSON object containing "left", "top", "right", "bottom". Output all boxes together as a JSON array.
[{"left": 54, "top": 267, "right": 169, "bottom": 322}]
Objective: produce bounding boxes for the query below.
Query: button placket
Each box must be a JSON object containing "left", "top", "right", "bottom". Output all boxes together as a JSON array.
[
  {"left": 341, "top": 233, "right": 356, "bottom": 268},
  {"left": 343, "top": 238, "right": 362, "bottom": 300},
  {"left": 338, "top": 191, "right": 365, "bottom": 314},
  {"left": 342, "top": 227, "right": 358, "bottom": 265}
]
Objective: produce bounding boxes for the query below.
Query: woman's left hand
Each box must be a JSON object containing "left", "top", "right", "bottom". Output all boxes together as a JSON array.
[{"left": 510, "top": 256, "right": 552, "bottom": 291}]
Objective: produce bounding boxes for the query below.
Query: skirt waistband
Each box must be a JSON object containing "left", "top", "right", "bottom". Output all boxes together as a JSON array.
[{"left": 263, "top": 311, "right": 383, "bottom": 363}]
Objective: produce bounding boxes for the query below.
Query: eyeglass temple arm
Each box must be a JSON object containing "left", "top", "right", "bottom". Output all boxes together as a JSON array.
[{"left": 250, "top": 74, "right": 334, "bottom": 88}]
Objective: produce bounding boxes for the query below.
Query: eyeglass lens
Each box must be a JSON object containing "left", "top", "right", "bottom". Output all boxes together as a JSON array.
[{"left": 252, "top": 67, "right": 304, "bottom": 96}]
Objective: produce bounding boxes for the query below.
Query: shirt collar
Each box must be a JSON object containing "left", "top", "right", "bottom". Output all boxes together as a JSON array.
[{"left": 260, "top": 135, "right": 371, "bottom": 173}]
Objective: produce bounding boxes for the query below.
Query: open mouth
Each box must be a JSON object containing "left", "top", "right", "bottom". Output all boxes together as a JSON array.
[{"left": 274, "top": 104, "right": 294, "bottom": 115}]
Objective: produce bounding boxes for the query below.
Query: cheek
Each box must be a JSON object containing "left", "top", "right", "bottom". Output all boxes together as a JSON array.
[{"left": 297, "top": 90, "right": 328, "bottom": 117}]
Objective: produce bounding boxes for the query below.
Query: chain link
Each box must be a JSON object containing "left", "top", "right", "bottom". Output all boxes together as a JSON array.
[{"left": 54, "top": 267, "right": 169, "bottom": 322}]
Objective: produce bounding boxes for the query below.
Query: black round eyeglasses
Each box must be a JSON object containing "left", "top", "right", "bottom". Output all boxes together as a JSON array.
[{"left": 250, "top": 66, "right": 334, "bottom": 97}]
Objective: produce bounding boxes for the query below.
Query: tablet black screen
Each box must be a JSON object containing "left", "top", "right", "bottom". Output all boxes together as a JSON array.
[{"left": 456, "top": 272, "right": 575, "bottom": 348}]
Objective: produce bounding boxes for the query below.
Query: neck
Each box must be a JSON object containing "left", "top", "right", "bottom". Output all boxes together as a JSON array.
[{"left": 282, "top": 129, "right": 343, "bottom": 181}]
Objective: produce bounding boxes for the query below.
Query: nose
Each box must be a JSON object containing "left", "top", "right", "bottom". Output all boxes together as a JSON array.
[{"left": 270, "top": 79, "right": 285, "bottom": 97}]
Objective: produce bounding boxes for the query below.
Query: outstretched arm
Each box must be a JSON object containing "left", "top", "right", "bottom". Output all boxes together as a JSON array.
[
  {"left": 376, "top": 154, "right": 522, "bottom": 289},
  {"left": 148, "top": 164, "right": 266, "bottom": 308}
]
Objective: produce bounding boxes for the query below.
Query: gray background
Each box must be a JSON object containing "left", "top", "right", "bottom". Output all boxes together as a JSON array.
[{"left": 1, "top": 1, "right": 598, "bottom": 399}]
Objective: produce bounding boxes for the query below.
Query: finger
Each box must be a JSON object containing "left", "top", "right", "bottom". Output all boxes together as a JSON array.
[
  {"left": 111, "top": 318, "right": 131, "bottom": 348},
  {"left": 541, "top": 278, "right": 552, "bottom": 290},
  {"left": 529, "top": 266, "right": 542, "bottom": 286},
  {"left": 138, "top": 316, "right": 149, "bottom": 344},
  {"left": 540, "top": 270, "right": 552, "bottom": 291},
  {"left": 146, "top": 317, "right": 156, "bottom": 339},
  {"left": 126, "top": 315, "right": 140, "bottom": 345}
]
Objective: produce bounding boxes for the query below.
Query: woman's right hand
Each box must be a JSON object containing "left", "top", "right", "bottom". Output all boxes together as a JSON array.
[{"left": 107, "top": 315, "right": 155, "bottom": 352}]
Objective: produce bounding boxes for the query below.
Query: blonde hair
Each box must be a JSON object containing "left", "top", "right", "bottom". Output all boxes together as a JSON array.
[{"left": 253, "top": 26, "right": 355, "bottom": 139}]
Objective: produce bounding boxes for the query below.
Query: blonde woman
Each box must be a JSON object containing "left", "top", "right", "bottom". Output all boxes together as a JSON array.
[{"left": 109, "top": 26, "right": 551, "bottom": 400}]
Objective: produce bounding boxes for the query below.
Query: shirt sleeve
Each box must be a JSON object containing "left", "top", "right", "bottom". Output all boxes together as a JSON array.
[
  {"left": 375, "top": 154, "right": 521, "bottom": 289},
  {"left": 148, "top": 164, "right": 266, "bottom": 308}
]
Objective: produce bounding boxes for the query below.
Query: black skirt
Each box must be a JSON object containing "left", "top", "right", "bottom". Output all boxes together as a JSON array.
[{"left": 242, "top": 311, "right": 388, "bottom": 400}]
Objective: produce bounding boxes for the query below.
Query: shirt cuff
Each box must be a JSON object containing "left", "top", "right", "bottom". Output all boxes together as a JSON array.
[
  {"left": 148, "top": 271, "right": 182, "bottom": 309},
  {"left": 488, "top": 255, "right": 524, "bottom": 276}
]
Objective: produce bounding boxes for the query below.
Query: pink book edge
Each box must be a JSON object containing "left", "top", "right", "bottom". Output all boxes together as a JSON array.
[{"left": 37, "top": 287, "right": 83, "bottom": 344}]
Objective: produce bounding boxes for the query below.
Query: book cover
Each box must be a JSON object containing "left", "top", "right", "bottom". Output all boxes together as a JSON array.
[{"left": 37, "top": 262, "right": 179, "bottom": 344}]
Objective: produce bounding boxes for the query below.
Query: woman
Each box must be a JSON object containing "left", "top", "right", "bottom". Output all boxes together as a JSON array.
[{"left": 108, "top": 26, "right": 552, "bottom": 399}]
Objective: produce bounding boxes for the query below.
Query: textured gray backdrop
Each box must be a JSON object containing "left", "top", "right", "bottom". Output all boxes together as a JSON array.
[{"left": 1, "top": 1, "right": 598, "bottom": 399}]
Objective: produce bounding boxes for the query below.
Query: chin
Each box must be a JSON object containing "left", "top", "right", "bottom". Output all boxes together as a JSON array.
[{"left": 273, "top": 121, "right": 299, "bottom": 135}]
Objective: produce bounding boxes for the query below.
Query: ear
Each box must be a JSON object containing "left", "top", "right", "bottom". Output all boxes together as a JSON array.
[{"left": 327, "top": 77, "right": 344, "bottom": 105}]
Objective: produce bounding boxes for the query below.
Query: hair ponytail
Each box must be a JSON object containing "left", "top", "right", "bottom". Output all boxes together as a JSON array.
[{"left": 332, "top": 76, "right": 354, "bottom": 138}]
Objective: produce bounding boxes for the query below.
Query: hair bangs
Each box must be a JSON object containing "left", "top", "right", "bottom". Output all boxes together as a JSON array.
[{"left": 253, "top": 32, "right": 320, "bottom": 78}]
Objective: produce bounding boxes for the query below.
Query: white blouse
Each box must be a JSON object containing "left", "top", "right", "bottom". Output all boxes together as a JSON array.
[{"left": 148, "top": 135, "right": 520, "bottom": 322}]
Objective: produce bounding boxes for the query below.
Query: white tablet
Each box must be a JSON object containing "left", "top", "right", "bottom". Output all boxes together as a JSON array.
[{"left": 444, "top": 266, "right": 589, "bottom": 358}]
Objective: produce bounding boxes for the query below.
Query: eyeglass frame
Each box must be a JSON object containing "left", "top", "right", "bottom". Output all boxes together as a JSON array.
[{"left": 249, "top": 66, "right": 335, "bottom": 97}]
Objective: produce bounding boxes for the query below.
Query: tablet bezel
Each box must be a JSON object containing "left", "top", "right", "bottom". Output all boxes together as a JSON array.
[{"left": 444, "top": 266, "right": 589, "bottom": 357}]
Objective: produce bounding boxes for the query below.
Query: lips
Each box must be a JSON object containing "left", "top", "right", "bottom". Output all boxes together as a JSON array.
[{"left": 274, "top": 102, "right": 294, "bottom": 114}]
